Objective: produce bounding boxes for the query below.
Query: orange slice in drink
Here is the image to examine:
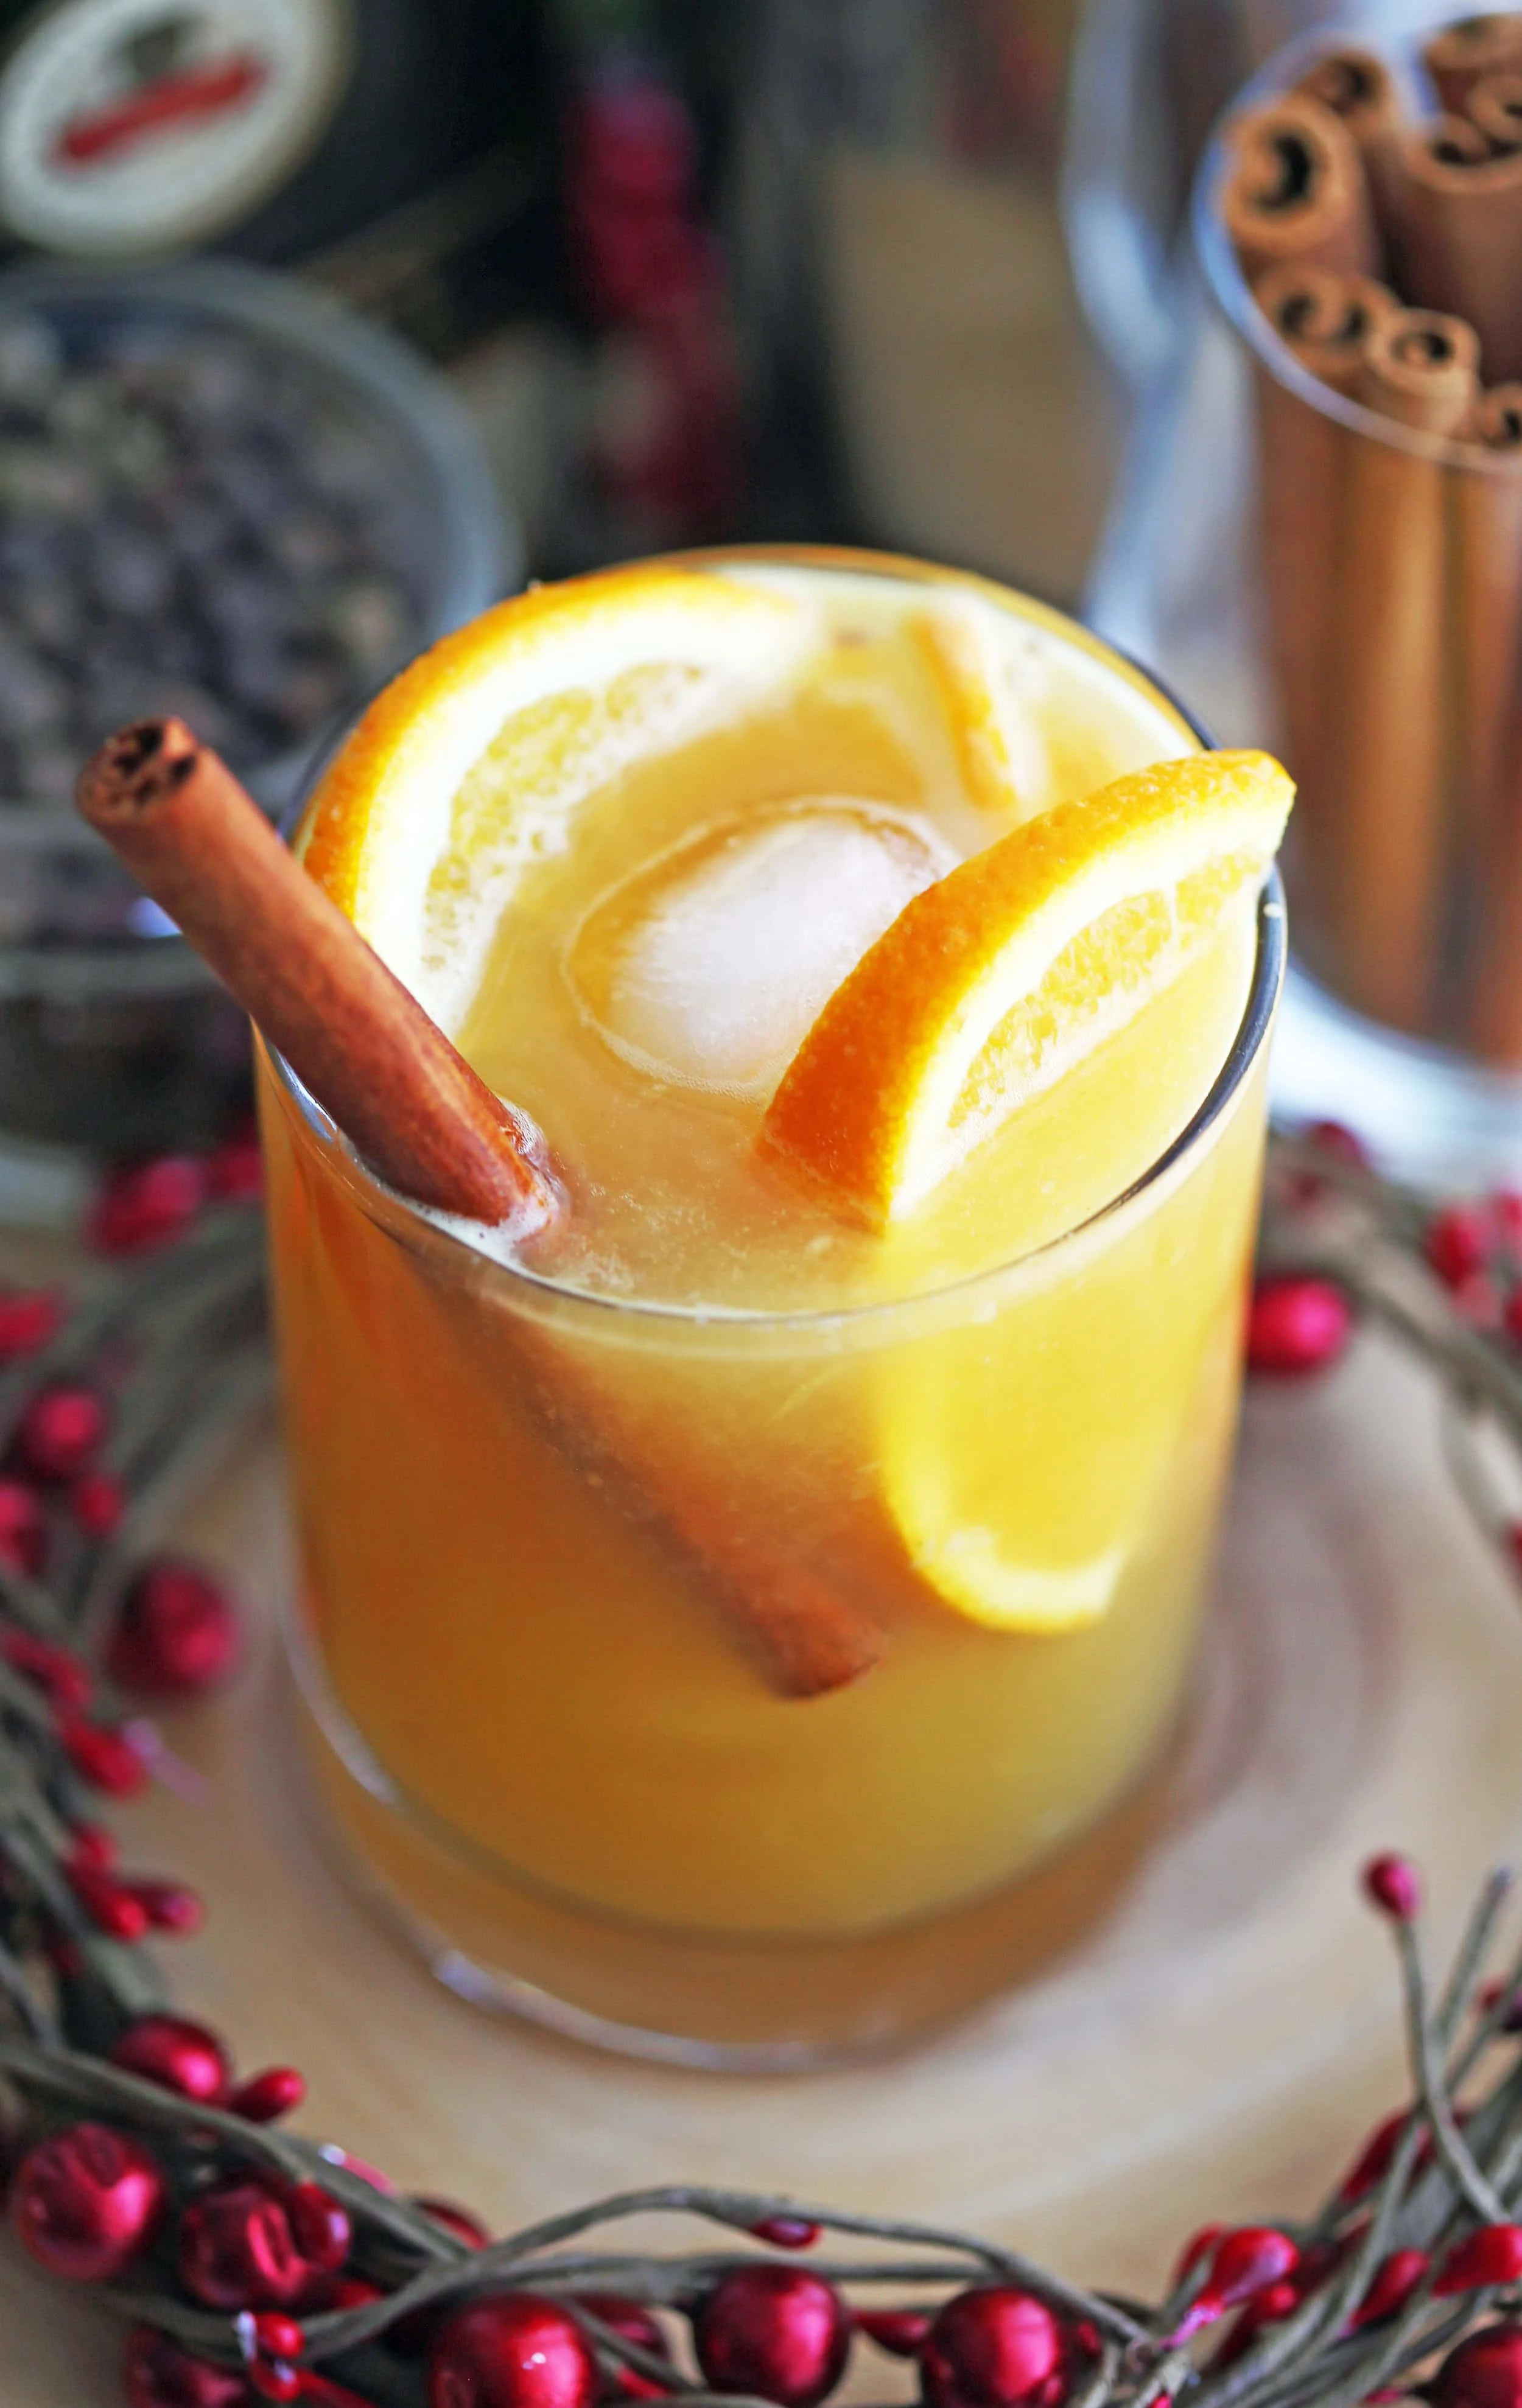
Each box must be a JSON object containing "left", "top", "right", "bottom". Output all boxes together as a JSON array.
[
  {"left": 298, "top": 562, "right": 818, "bottom": 1032},
  {"left": 761, "top": 750, "right": 1293, "bottom": 1229},
  {"left": 769, "top": 747, "right": 1292, "bottom": 1638}
]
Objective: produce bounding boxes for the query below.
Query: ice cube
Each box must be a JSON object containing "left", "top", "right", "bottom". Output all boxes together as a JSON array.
[{"left": 571, "top": 802, "right": 950, "bottom": 1094}]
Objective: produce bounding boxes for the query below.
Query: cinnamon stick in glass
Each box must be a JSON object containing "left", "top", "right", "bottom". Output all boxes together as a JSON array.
[
  {"left": 1424, "top": 13, "right": 1522, "bottom": 114},
  {"left": 1249, "top": 267, "right": 1397, "bottom": 946},
  {"left": 1398, "top": 115, "right": 1522, "bottom": 380},
  {"left": 1461, "top": 390, "right": 1522, "bottom": 1060},
  {"left": 1221, "top": 96, "right": 1379, "bottom": 281},
  {"left": 1465, "top": 67, "right": 1522, "bottom": 148},
  {"left": 81, "top": 721, "right": 883, "bottom": 1699},
  {"left": 1456, "top": 387, "right": 1522, "bottom": 828},
  {"left": 1319, "top": 309, "right": 1479, "bottom": 1030},
  {"left": 77, "top": 718, "right": 559, "bottom": 1234},
  {"left": 1292, "top": 48, "right": 1409, "bottom": 248}
]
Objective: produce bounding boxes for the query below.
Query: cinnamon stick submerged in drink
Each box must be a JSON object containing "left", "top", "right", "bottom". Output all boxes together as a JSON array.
[
  {"left": 1319, "top": 309, "right": 1479, "bottom": 1028},
  {"left": 79, "top": 721, "right": 883, "bottom": 1701},
  {"left": 1221, "top": 96, "right": 1380, "bottom": 280}
]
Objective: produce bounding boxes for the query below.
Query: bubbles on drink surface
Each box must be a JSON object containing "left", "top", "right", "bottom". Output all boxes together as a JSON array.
[{"left": 567, "top": 800, "right": 950, "bottom": 1096}]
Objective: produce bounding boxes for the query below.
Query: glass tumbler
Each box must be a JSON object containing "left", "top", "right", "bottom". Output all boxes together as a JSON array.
[{"left": 259, "top": 566, "right": 1284, "bottom": 2067}]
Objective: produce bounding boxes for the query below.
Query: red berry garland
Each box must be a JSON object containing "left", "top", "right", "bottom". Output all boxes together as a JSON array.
[{"left": 8, "top": 1130, "right": 1522, "bottom": 2408}]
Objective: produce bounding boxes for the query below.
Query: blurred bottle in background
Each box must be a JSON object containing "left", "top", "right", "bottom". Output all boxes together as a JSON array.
[{"left": 729, "top": 0, "right": 1118, "bottom": 606}]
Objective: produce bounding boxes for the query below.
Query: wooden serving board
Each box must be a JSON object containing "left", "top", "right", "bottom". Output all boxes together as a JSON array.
[{"left": 5, "top": 1331, "right": 1522, "bottom": 2404}]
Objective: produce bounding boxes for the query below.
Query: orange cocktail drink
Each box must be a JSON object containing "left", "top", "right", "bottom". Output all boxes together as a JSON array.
[{"left": 260, "top": 549, "right": 1290, "bottom": 2060}]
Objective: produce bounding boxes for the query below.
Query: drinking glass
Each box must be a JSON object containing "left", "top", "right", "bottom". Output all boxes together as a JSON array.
[{"left": 259, "top": 553, "right": 1285, "bottom": 2065}]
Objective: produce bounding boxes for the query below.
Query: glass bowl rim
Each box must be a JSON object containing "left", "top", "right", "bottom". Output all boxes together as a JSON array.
[
  {"left": 0, "top": 251, "right": 514, "bottom": 853},
  {"left": 1191, "top": 24, "right": 1522, "bottom": 477}
]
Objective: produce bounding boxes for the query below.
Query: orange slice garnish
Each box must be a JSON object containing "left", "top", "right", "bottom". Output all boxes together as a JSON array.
[
  {"left": 760, "top": 750, "right": 1293, "bottom": 1227},
  {"left": 297, "top": 562, "right": 819, "bottom": 1033}
]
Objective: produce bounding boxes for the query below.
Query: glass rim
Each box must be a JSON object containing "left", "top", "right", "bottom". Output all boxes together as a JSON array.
[
  {"left": 1191, "top": 26, "right": 1522, "bottom": 478},
  {"left": 265, "top": 549, "right": 1285, "bottom": 1333}
]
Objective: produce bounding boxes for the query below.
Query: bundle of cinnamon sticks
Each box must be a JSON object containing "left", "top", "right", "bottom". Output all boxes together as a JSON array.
[{"left": 1218, "top": 15, "right": 1522, "bottom": 1052}]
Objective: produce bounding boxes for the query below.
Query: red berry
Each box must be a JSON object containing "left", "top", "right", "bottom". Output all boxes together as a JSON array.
[
  {"left": 1427, "top": 1206, "right": 1494, "bottom": 1290},
  {"left": 1481, "top": 1978, "right": 1522, "bottom": 2033},
  {"left": 1456, "top": 1273, "right": 1505, "bottom": 1329},
  {"left": 1350, "top": 2249, "right": 1429, "bottom": 2328},
  {"left": 0, "top": 1479, "right": 45, "bottom": 1574},
  {"left": 1504, "top": 1291, "right": 1522, "bottom": 1348},
  {"left": 68, "top": 1822, "right": 117, "bottom": 1872},
  {"left": 1434, "top": 2323, "right": 1522, "bottom": 2408},
  {"left": 3, "top": 1625, "right": 90, "bottom": 1709},
  {"left": 15, "top": 1385, "right": 107, "bottom": 1480},
  {"left": 205, "top": 1130, "right": 265, "bottom": 1203},
  {"left": 110, "top": 2015, "right": 232, "bottom": 2103},
  {"left": 1285, "top": 1121, "right": 1372, "bottom": 1205},
  {"left": 66, "top": 1860, "right": 149, "bottom": 1941},
  {"left": 429, "top": 2295, "right": 600, "bottom": 2408},
  {"left": 124, "top": 2326, "right": 248, "bottom": 2408},
  {"left": 1437, "top": 2227, "right": 1522, "bottom": 2295},
  {"left": 1215, "top": 2283, "right": 1300, "bottom": 2365},
  {"left": 108, "top": 1559, "right": 241, "bottom": 1696},
  {"left": 415, "top": 2197, "right": 490, "bottom": 2247},
  {"left": 9, "top": 2122, "right": 164, "bottom": 2280},
  {"left": 1336, "top": 2111, "right": 1427, "bottom": 2203},
  {"left": 319, "top": 2148, "right": 394, "bottom": 2195},
  {"left": 59, "top": 1713, "right": 146, "bottom": 1796},
  {"left": 580, "top": 2296, "right": 672, "bottom": 2398},
  {"left": 1172, "top": 2226, "right": 1224, "bottom": 2287},
  {"left": 286, "top": 2185, "right": 351, "bottom": 2273},
  {"left": 857, "top": 2311, "right": 932, "bottom": 2358},
  {"left": 0, "top": 1287, "right": 61, "bottom": 1362},
  {"left": 245, "top": 2361, "right": 300, "bottom": 2406},
  {"left": 179, "top": 2182, "right": 313, "bottom": 2311},
  {"left": 1170, "top": 2231, "right": 1299, "bottom": 2344},
  {"left": 128, "top": 1878, "right": 205, "bottom": 1936},
  {"left": 70, "top": 1468, "right": 127, "bottom": 1539},
  {"left": 696, "top": 2268, "right": 850, "bottom": 2408},
  {"left": 921, "top": 2290, "right": 1065, "bottom": 2408},
  {"left": 1246, "top": 1277, "right": 1352, "bottom": 1376},
  {"left": 89, "top": 1157, "right": 206, "bottom": 1256},
  {"left": 1306, "top": 1119, "right": 1370, "bottom": 1170},
  {"left": 326, "top": 2278, "right": 385, "bottom": 2311},
  {"left": 751, "top": 2217, "right": 822, "bottom": 2250},
  {"left": 1363, "top": 1852, "right": 1422, "bottom": 1921},
  {"left": 250, "top": 2314, "right": 305, "bottom": 2361},
  {"left": 229, "top": 2068, "right": 306, "bottom": 2124}
]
